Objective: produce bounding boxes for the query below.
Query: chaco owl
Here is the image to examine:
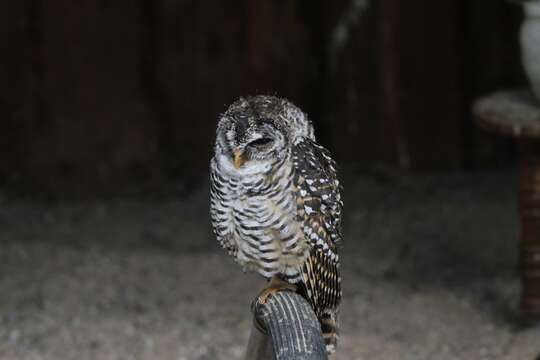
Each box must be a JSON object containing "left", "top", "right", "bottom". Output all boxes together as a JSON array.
[{"left": 209, "top": 95, "right": 343, "bottom": 353}]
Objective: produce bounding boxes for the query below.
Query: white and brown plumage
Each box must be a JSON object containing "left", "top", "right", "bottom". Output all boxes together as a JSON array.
[{"left": 209, "top": 95, "right": 342, "bottom": 353}]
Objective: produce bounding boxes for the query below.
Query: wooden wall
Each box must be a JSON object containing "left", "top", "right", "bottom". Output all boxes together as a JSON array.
[{"left": 0, "top": 0, "right": 525, "bottom": 196}]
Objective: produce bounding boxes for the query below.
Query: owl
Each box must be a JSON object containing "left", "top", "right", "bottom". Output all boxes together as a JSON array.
[{"left": 209, "top": 95, "right": 342, "bottom": 353}]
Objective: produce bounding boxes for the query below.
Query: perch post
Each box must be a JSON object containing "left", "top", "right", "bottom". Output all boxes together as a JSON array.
[
  {"left": 245, "top": 291, "right": 328, "bottom": 360},
  {"left": 474, "top": 90, "right": 540, "bottom": 323},
  {"left": 518, "top": 140, "right": 540, "bottom": 321}
]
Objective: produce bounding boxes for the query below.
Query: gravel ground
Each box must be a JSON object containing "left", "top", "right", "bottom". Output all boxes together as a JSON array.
[{"left": 0, "top": 170, "right": 539, "bottom": 360}]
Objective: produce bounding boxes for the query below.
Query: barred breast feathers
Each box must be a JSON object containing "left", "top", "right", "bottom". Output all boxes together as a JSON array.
[{"left": 210, "top": 150, "right": 310, "bottom": 280}]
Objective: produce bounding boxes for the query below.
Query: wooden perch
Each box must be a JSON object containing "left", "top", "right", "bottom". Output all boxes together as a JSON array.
[{"left": 245, "top": 291, "right": 328, "bottom": 360}]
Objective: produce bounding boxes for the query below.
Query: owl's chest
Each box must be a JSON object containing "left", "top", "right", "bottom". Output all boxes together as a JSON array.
[
  {"left": 211, "top": 158, "right": 310, "bottom": 278},
  {"left": 227, "top": 171, "right": 295, "bottom": 229},
  {"left": 221, "top": 165, "right": 298, "bottom": 232}
]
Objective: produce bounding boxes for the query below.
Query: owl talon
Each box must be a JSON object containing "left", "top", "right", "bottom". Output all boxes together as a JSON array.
[{"left": 257, "top": 276, "right": 297, "bottom": 305}]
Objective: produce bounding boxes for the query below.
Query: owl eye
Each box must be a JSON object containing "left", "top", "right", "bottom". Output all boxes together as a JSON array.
[{"left": 248, "top": 137, "right": 273, "bottom": 147}]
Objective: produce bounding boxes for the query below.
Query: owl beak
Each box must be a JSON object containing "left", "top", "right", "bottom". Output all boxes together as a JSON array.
[{"left": 233, "top": 149, "right": 247, "bottom": 169}]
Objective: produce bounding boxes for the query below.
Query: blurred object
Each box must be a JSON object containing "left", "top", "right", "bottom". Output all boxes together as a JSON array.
[
  {"left": 474, "top": 90, "right": 540, "bottom": 323},
  {"left": 475, "top": 91, "right": 540, "bottom": 136},
  {"left": 520, "top": 1, "right": 540, "bottom": 100},
  {"left": 465, "top": 0, "right": 524, "bottom": 168},
  {"left": 245, "top": 291, "right": 327, "bottom": 360},
  {"left": 327, "top": 0, "right": 465, "bottom": 170}
]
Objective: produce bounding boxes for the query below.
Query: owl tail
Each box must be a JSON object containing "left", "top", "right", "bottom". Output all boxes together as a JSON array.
[{"left": 319, "top": 310, "right": 339, "bottom": 354}]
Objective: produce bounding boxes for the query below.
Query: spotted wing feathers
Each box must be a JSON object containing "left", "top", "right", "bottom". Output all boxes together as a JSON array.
[
  {"left": 292, "top": 137, "right": 343, "bottom": 251},
  {"left": 292, "top": 137, "right": 342, "bottom": 353}
]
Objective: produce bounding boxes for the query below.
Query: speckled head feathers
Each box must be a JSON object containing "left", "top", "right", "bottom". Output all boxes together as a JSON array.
[{"left": 215, "top": 95, "right": 315, "bottom": 163}]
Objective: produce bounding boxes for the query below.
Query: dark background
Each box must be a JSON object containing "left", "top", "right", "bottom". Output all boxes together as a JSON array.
[{"left": 0, "top": 0, "right": 526, "bottom": 197}]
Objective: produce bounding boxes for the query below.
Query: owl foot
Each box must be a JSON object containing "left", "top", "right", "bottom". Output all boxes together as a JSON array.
[{"left": 256, "top": 276, "right": 297, "bottom": 305}]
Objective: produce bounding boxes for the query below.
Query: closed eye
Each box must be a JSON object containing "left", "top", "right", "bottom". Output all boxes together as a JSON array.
[{"left": 248, "top": 137, "right": 273, "bottom": 147}]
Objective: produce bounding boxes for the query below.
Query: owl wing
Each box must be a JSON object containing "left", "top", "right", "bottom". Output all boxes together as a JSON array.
[
  {"left": 292, "top": 137, "right": 343, "bottom": 251},
  {"left": 291, "top": 137, "right": 342, "bottom": 351}
]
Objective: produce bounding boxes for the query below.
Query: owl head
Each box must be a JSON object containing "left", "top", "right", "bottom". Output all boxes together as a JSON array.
[{"left": 214, "top": 95, "right": 314, "bottom": 170}]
